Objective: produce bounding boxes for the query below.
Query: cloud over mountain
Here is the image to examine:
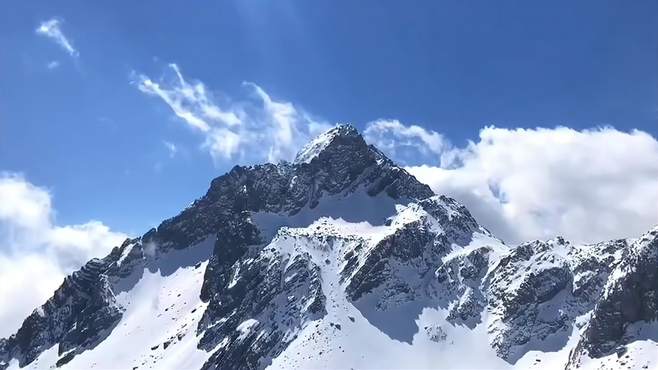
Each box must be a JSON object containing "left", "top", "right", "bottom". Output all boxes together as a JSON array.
[
  {"left": 0, "top": 173, "right": 126, "bottom": 337},
  {"left": 404, "top": 125, "right": 658, "bottom": 244},
  {"left": 134, "top": 64, "right": 331, "bottom": 164},
  {"left": 134, "top": 64, "right": 658, "bottom": 245}
]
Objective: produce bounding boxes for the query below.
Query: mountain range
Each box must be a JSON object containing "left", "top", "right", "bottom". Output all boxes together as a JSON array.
[{"left": 1, "top": 124, "right": 657, "bottom": 370}]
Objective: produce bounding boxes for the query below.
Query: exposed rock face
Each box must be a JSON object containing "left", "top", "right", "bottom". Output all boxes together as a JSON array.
[
  {"left": 1, "top": 124, "right": 656, "bottom": 370},
  {"left": 342, "top": 196, "right": 485, "bottom": 312},
  {"left": 0, "top": 251, "right": 123, "bottom": 369},
  {"left": 568, "top": 228, "right": 658, "bottom": 367},
  {"left": 343, "top": 218, "right": 441, "bottom": 304},
  {"left": 437, "top": 246, "right": 494, "bottom": 327},
  {"left": 198, "top": 247, "right": 325, "bottom": 370},
  {"left": 486, "top": 237, "right": 626, "bottom": 362}
]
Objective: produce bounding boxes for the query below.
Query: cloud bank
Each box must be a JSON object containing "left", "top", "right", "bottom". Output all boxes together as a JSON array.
[
  {"left": 35, "top": 18, "right": 79, "bottom": 58},
  {"left": 393, "top": 125, "right": 658, "bottom": 245},
  {"left": 134, "top": 64, "right": 331, "bottom": 164},
  {"left": 0, "top": 173, "right": 126, "bottom": 337}
]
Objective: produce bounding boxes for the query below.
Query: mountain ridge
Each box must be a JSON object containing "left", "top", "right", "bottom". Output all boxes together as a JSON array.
[{"left": 1, "top": 124, "right": 657, "bottom": 370}]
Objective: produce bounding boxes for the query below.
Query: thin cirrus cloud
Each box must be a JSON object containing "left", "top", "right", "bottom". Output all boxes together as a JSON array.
[
  {"left": 35, "top": 18, "right": 79, "bottom": 58},
  {"left": 0, "top": 173, "right": 126, "bottom": 337},
  {"left": 163, "top": 140, "right": 178, "bottom": 158},
  {"left": 133, "top": 64, "right": 331, "bottom": 164},
  {"left": 46, "top": 60, "right": 61, "bottom": 70}
]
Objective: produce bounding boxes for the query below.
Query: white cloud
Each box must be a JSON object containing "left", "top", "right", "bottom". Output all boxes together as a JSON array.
[
  {"left": 203, "top": 127, "right": 242, "bottom": 161},
  {"left": 135, "top": 64, "right": 235, "bottom": 132},
  {"left": 134, "top": 64, "right": 331, "bottom": 164},
  {"left": 364, "top": 119, "right": 452, "bottom": 166},
  {"left": 0, "top": 254, "right": 64, "bottom": 339},
  {"left": 35, "top": 18, "right": 78, "bottom": 58},
  {"left": 0, "top": 173, "right": 126, "bottom": 337},
  {"left": 405, "top": 126, "right": 658, "bottom": 244},
  {"left": 163, "top": 140, "right": 178, "bottom": 158},
  {"left": 46, "top": 60, "right": 60, "bottom": 69}
]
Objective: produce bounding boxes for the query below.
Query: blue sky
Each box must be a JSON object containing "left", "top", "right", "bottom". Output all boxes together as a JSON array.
[{"left": 1, "top": 0, "right": 657, "bottom": 236}]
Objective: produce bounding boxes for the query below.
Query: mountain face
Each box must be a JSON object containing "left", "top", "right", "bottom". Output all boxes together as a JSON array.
[{"left": 1, "top": 124, "right": 657, "bottom": 370}]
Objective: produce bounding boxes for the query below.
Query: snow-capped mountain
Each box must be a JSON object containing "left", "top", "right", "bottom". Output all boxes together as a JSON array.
[{"left": 1, "top": 124, "right": 657, "bottom": 370}]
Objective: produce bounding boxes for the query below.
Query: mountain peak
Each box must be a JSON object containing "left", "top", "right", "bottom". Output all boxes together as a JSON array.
[
  {"left": 327, "top": 123, "right": 360, "bottom": 137},
  {"left": 294, "top": 123, "right": 363, "bottom": 164}
]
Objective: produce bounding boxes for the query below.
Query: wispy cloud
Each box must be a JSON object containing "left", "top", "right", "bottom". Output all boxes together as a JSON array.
[
  {"left": 135, "top": 64, "right": 236, "bottom": 132},
  {"left": 46, "top": 60, "right": 60, "bottom": 70},
  {"left": 162, "top": 140, "right": 178, "bottom": 158},
  {"left": 134, "top": 63, "right": 331, "bottom": 164},
  {"left": 363, "top": 119, "right": 453, "bottom": 166},
  {"left": 35, "top": 18, "right": 78, "bottom": 58}
]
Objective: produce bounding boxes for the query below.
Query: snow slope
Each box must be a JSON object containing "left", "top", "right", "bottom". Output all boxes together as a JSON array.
[
  {"left": 8, "top": 238, "right": 215, "bottom": 370},
  {"left": 267, "top": 217, "right": 509, "bottom": 370}
]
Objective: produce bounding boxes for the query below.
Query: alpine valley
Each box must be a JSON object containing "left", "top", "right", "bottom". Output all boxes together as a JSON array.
[{"left": 2, "top": 125, "right": 657, "bottom": 370}]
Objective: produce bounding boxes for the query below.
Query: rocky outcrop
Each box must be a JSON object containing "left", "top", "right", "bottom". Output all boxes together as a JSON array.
[
  {"left": 487, "top": 237, "right": 626, "bottom": 362},
  {"left": 342, "top": 196, "right": 485, "bottom": 309},
  {"left": 568, "top": 228, "right": 658, "bottom": 366},
  {"left": 198, "top": 246, "right": 325, "bottom": 370},
  {"left": 436, "top": 246, "right": 494, "bottom": 327},
  {"left": 0, "top": 250, "right": 124, "bottom": 369}
]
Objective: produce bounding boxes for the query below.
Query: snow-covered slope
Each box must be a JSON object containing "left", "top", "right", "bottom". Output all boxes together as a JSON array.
[{"left": 2, "top": 124, "right": 657, "bottom": 370}]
